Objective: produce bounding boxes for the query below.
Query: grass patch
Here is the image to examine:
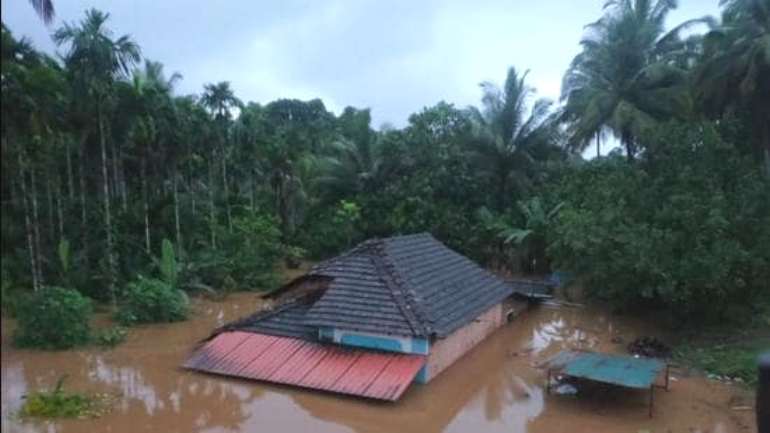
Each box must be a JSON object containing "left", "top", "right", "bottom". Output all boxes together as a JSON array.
[
  {"left": 675, "top": 339, "right": 768, "bottom": 387},
  {"left": 19, "top": 376, "right": 114, "bottom": 419}
]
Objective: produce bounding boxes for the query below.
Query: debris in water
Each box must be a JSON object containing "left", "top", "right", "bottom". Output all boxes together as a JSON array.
[
  {"left": 627, "top": 336, "right": 672, "bottom": 358},
  {"left": 553, "top": 383, "right": 578, "bottom": 395},
  {"left": 509, "top": 347, "right": 535, "bottom": 358}
]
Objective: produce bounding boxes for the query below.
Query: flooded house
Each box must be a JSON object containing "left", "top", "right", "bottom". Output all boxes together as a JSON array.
[{"left": 184, "top": 233, "right": 535, "bottom": 401}]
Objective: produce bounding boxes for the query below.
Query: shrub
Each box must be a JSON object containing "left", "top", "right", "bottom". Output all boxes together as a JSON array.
[
  {"left": 20, "top": 376, "right": 111, "bottom": 418},
  {"left": 13, "top": 287, "right": 92, "bottom": 350},
  {"left": 188, "top": 214, "right": 282, "bottom": 291},
  {"left": 1, "top": 268, "right": 27, "bottom": 318},
  {"left": 159, "top": 239, "right": 178, "bottom": 288},
  {"left": 116, "top": 276, "right": 189, "bottom": 325},
  {"left": 93, "top": 326, "right": 128, "bottom": 347}
]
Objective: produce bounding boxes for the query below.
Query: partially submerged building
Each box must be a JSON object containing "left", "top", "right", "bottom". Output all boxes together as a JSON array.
[{"left": 185, "top": 233, "right": 540, "bottom": 401}]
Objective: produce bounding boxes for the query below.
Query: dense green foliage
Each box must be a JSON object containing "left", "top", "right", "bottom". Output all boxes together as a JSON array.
[
  {"left": 115, "top": 276, "right": 189, "bottom": 325},
  {"left": 2, "top": 0, "right": 769, "bottom": 331},
  {"left": 549, "top": 122, "right": 770, "bottom": 320},
  {"left": 13, "top": 287, "right": 92, "bottom": 349}
]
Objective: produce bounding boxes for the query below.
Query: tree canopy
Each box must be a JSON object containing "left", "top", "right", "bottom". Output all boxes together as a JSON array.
[{"left": 1, "top": 1, "right": 768, "bottom": 324}]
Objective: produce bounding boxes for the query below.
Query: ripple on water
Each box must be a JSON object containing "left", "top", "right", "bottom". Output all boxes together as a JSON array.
[{"left": 0, "top": 295, "right": 754, "bottom": 433}]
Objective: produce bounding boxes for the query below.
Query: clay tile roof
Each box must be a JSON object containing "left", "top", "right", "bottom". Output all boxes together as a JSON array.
[{"left": 303, "top": 233, "right": 513, "bottom": 338}]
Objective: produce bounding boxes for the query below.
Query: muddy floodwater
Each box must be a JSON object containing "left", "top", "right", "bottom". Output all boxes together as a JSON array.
[{"left": 1, "top": 293, "right": 756, "bottom": 433}]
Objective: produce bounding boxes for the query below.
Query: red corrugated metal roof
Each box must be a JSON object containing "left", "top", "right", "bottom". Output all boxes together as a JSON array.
[{"left": 183, "top": 331, "right": 425, "bottom": 401}]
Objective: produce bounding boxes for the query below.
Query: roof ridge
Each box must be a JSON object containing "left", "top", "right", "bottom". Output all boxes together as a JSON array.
[{"left": 371, "top": 240, "right": 432, "bottom": 337}]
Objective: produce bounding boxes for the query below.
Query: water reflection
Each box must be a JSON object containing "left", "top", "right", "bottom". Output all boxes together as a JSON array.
[{"left": 1, "top": 297, "right": 754, "bottom": 433}]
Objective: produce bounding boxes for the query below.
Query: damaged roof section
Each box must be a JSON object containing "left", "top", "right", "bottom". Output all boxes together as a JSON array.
[
  {"left": 303, "top": 233, "right": 513, "bottom": 338},
  {"left": 221, "top": 298, "right": 318, "bottom": 341}
]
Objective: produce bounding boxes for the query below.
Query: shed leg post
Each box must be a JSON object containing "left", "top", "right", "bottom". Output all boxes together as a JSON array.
[
  {"left": 546, "top": 369, "right": 551, "bottom": 395},
  {"left": 649, "top": 385, "right": 654, "bottom": 418},
  {"left": 665, "top": 364, "right": 670, "bottom": 391}
]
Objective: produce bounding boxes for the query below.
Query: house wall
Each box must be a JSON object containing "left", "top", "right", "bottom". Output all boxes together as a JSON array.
[
  {"left": 319, "top": 327, "right": 429, "bottom": 355},
  {"left": 416, "top": 303, "right": 505, "bottom": 383},
  {"left": 320, "top": 297, "right": 529, "bottom": 383}
]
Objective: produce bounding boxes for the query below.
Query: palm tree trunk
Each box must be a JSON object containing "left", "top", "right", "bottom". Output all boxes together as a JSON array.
[
  {"left": 596, "top": 131, "right": 601, "bottom": 158},
  {"left": 251, "top": 169, "right": 257, "bottom": 215},
  {"left": 208, "top": 155, "right": 217, "bottom": 249},
  {"left": 222, "top": 150, "right": 232, "bottom": 232},
  {"left": 78, "top": 138, "right": 87, "bottom": 226},
  {"left": 173, "top": 167, "right": 182, "bottom": 250},
  {"left": 98, "top": 103, "right": 117, "bottom": 305},
  {"left": 65, "top": 138, "right": 75, "bottom": 201},
  {"left": 57, "top": 175, "right": 64, "bottom": 241},
  {"left": 760, "top": 109, "right": 770, "bottom": 177},
  {"left": 191, "top": 178, "right": 197, "bottom": 217},
  {"left": 119, "top": 142, "right": 128, "bottom": 212},
  {"left": 30, "top": 165, "right": 44, "bottom": 287},
  {"left": 142, "top": 155, "right": 151, "bottom": 254},
  {"left": 110, "top": 139, "right": 120, "bottom": 207},
  {"left": 17, "top": 150, "right": 39, "bottom": 292},
  {"left": 497, "top": 170, "right": 509, "bottom": 210},
  {"left": 622, "top": 130, "right": 635, "bottom": 162},
  {"left": 46, "top": 177, "right": 55, "bottom": 244},
  {"left": 188, "top": 156, "right": 196, "bottom": 218}
]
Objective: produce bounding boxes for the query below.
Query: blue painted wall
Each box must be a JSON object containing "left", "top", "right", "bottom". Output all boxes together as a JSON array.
[
  {"left": 319, "top": 327, "right": 430, "bottom": 355},
  {"left": 341, "top": 333, "right": 404, "bottom": 352}
]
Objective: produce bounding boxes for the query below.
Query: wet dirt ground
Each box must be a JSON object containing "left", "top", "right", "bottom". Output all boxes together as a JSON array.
[{"left": 1, "top": 293, "right": 757, "bottom": 433}]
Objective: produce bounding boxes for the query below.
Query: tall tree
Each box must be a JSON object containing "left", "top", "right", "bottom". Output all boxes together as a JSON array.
[
  {"left": 28, "top": 0, "right": 55, "bottom": 25},
  {"left": 695, "top": 0, "right": 770, "bottom": 173},
  {"left": 53, "top": 9, "right": 140, "bottom": 303},
  {"left": 561, "top": 0, "right": 710, "bottom": 159},
  {"left": 467, "top": 67, "right": 559, "bottom": 209},
  {"left": 201, "top": 81, "right": 242, "bottom": 233},
  {"left": 316, "top": 108, "right": 385, "bottom": 201}
]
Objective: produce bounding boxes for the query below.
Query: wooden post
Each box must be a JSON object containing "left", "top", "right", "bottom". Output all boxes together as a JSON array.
[
  {"left": 758, "top": 353, "right": 769, "bottom": 433},
  {"left": 649, "top": 385, "right": 654, "bottom": 418},
  {"left": 665, "top": 364, "right": 670, "bottom": 391},
  {"left": 546, "top": 369, "right": 551, "bottom": 395}
]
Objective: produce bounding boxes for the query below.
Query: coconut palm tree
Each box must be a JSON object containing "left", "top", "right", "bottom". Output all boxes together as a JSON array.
[
  {"left": 201, "top": 81, "right": 241, "bottom": 121},
  {"left": 29, "top": 0, "right": 54, "bottom": 25},
  {"left": 53, "top": 8, "right": 140, "bottom": 303},
  {"left": 695, "top": 0, "right": 770, "bottom": 173},
  {"left": 201, "top": 81, "right": 242, "bottom": 233},
  {"left": 561, "top": 0, "right": 712, "bottom": 160},
  {"left": 467, "top": 66, "right": 559, "bottom": 210},
  {"left": 316, "top": 108, "right": 387, "bottom": 201}
]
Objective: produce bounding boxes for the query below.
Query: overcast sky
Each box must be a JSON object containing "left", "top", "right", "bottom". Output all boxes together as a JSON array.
[{"left": 2, "top": 0, "right": 720, "bottom": 128}]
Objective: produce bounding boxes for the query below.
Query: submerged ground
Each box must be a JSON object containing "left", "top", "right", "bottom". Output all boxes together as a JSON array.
[{"left": 1, "top": 293, "right": 756, "bottom": 433}]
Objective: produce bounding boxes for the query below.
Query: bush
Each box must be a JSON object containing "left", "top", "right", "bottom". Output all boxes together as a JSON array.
[
  {"left": 20, "top": 376, "right": 111, "bottom": 418},
  {"left": 93, "top": 326, "right": 128, "bottom": 347},
  {"left": 116, "top": 276, "right": 189, "bottom": 325},
  {"left": 675, "top": 340, "right": 768, "bottom": 387},
  {"left": 1, "top": 268, "right": 27, "bottom": 318},
  {"left": 13, "top": 287, "right": 93, "bottom": 350},
  {"left": 188, "top": 214, "right": 282, "bottom": 291}
]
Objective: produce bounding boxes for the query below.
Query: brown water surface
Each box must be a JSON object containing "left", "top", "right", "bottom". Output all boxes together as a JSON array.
[{"left": 1, "top": 294, "right": 756, "bottom": 433}]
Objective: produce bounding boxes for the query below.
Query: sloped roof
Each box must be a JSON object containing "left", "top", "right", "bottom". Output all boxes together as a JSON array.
[
  {"left": 210, "top": 297, "right": 317, "bottom": 341},
  {"left": 303, "top": 233, "right": 513, "bottom": 338},
  {"left": 184, "top": 331, "right": 426, "bottom": 401}
]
